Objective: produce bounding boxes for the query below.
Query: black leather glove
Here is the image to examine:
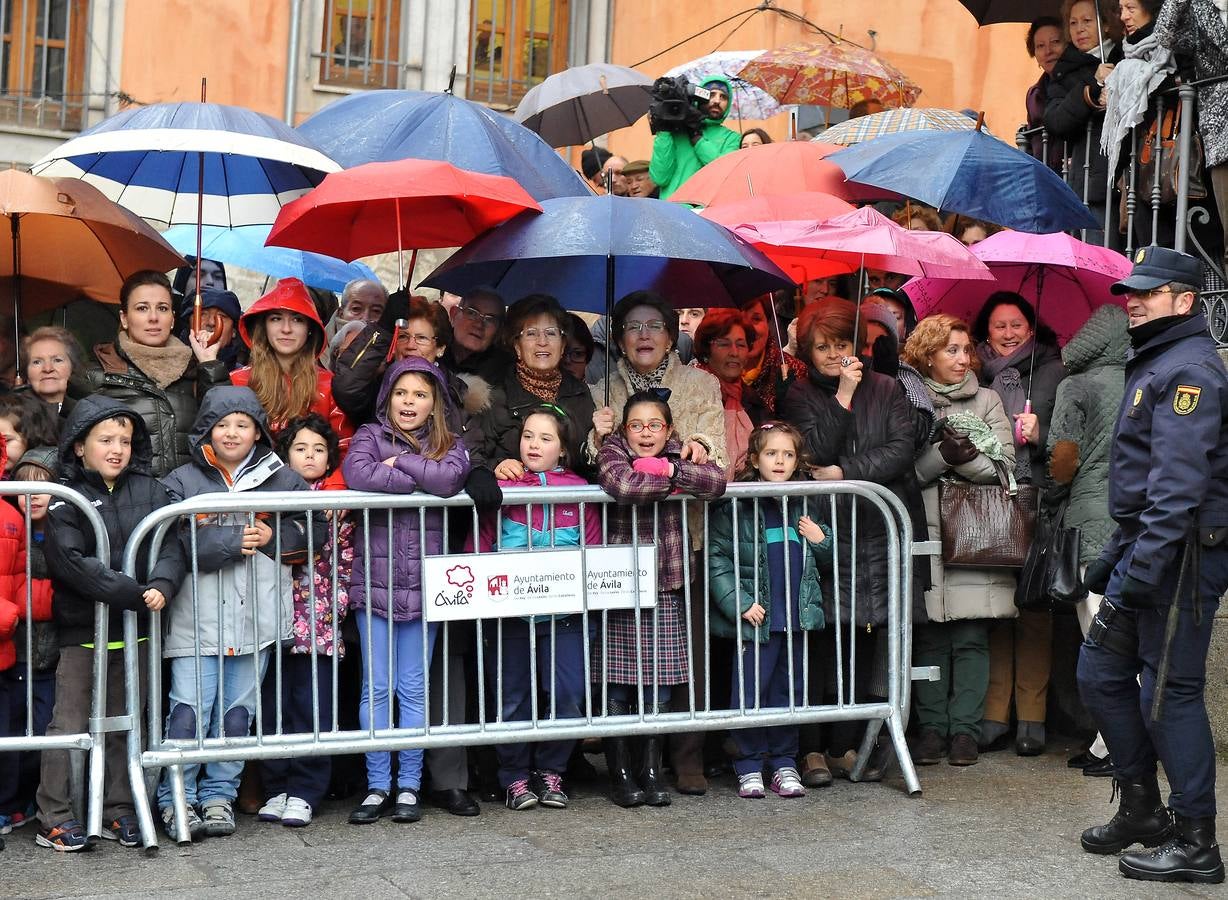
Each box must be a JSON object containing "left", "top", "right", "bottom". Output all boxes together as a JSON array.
[
  {"left": 1083, "top": 557, "right": 1115, "bottom": 595},
  {"left": 464, "top": 467, "right": 503, "bottom": 513},
  {"left": 1117, "top": 575, "right": 1154, "bottom": 610},
  {"left": 870, "top": 334, "right": 899, "bottom": 379},
  {"left": 936, "top": 426, "right": 978, "bottom": 466}
]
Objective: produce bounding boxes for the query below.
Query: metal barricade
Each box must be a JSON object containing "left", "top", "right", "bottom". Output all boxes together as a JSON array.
[
  {"left": 0, "top": 482, "right": 112, "bottom": 840},
  {"left": 120, "top": 481, "right": 928, "bottom": 849}
]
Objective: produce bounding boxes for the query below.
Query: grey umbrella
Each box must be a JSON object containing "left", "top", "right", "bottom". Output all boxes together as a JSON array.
[{"left": 515, "top": 63, "right": 654, "bottom": 148}]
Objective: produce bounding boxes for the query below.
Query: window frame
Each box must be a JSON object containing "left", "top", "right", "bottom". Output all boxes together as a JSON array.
[{"left": 0, "top": 0, "right": 90, "bottom": 131}]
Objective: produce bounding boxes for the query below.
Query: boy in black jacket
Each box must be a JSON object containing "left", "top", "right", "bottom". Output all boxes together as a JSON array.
[{"left": 36, "top": 396, "right": 185, "bottom": 851}]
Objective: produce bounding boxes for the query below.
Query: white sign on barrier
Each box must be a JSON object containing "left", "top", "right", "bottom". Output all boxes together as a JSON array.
[{"left": 423, "top": 545, "right": 657, "bottom": 622}]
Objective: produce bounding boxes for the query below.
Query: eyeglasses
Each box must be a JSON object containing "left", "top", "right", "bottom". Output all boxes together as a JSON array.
[
  {"left": 460, "top": 305, "right": 502, "bottom": 328},
  {"left": 624, "top": 320, "right": 667, "bottom": 335},
  {"left": 564, "top": 347, "right": 589, "bottom": 362},
  {"left": 1130, "top": 288, "right": 1176, "bottom": 300},
  {"left": 397, "top": 333, "right": 437, "bottom": 346},
  {"left": 627, "top": 419, "right": 667, "bottom": 434},
  {"left": 710, "top": 338, "right": 749, "bottom": 351},
  {"left": 518, "top": 327, "right": 562, "bottom": 342}
]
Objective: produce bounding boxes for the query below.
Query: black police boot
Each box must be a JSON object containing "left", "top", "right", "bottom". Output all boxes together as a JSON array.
[
  {"left": 637, "top": 732, "right": 672, "bottom": 808},
  {"left": 603, "top": 701, "right": 645, "bottom": 809},
  {"left": 1119, "top": 814, "right": 1226, "bottom": 884},
  {"left": 1081, "top": 774, "right": 1174, "bottom": 854}
]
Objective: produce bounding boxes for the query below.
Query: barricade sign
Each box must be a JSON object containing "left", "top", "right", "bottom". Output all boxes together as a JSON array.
[{"left": 423, "top": 545, "right": 657, "bottom": 621}]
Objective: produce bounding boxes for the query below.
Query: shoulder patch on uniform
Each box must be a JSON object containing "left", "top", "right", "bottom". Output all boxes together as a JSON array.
[
  {"left": 1173, "top": 384, "right": 1202, "bottom": 415},
  {"left": 1133, "top": 388, "right": 1143, "bottom": 406}
]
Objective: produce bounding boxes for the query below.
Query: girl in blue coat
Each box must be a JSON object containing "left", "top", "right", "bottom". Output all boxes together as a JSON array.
[
  {"left": 708, "top": 421, "right": 831, "bottom": 799},
  {"left": 341, "top": 356, "right": 470, "bottom": 826}
]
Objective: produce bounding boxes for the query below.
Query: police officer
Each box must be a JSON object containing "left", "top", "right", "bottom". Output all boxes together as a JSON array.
[{"left": 1076, "top": 246, "right": 1228, "bottom": 885}]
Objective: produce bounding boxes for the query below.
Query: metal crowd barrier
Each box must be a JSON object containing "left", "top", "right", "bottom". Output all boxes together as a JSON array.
[
  {"left": 117, "top": 481, "right": 928, "bottom": 849},
  {"left": 0, "top": 482, "right": 112, "bottom": 840}
]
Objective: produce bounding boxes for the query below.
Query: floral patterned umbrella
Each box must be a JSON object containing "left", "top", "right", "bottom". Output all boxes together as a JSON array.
[{"left": 737, "top": 40, "right": 922, "bottom": 110}]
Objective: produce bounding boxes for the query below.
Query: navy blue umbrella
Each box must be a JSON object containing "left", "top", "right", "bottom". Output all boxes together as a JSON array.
[
  {"left": 297, "top": 89, "right": 589, "bottom": 202},
  {"left": 829, "top": 127, "right": 1099, "bottom": 234}
]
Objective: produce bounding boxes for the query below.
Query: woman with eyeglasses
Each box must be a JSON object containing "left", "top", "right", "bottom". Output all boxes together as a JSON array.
[
  {"left": 480, "top": 294, "right": 597, "bottom": 481},
  {"left": 692, "top": 308, "right": 767, "bottom": 479}
]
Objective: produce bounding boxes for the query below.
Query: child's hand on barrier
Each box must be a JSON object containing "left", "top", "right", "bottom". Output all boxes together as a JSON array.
[
  {"left": 679, "top": 440, "right": 708, "bottom": 465},
  {"left": 798, "top": 515, "right": 826, "bottom": 544},
  {"left": 253, "top": 519, "right": 274, "bottom": 548},
  {"left": 494, "top": 458, "right": 525, "bottom": 480},
  {"left": 142, "top": 588, "right": 166, "bottom": 611},
  {"left": 742, "top": 601, "right": 765, "bottom": 626},
  {"left": 632, "top": 456, "right": 673, "bottom": 477}
]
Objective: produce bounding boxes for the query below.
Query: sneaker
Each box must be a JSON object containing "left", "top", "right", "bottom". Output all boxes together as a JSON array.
[
  {"left": 737, "top": 772, "right": 766, "bottom": 799},
  {"left": 0, "top": 814, "right": 11, "bottom": 835},
  {"left": 36, "top": 819, "right": 93, "bottom": 852},
  {"left": 200, "top": 799, "right": 236, "bottom": 836},
  {"left": 281, "top": 797, "right": 312, "bottom": 828},
  {"left": 102, "top": 814, "right": 141, "bottom": 847},
  {"left": 533, "top": 770, "right": 568, "bottom": 809},
  {"left": 505, "top": 778, "right": 538, "bottom": 811},
  {"left": 160, "top": 804, "right": 205, "bottom": 841},
  {"left": 770, "top": 767, "right": 807, "bottom": 798},
  {"left": 391, "top": 789, "right": 422, "bottom": 823},
  {"left": 9, "top": 807, "right": 33, "bottom": 828},
  {"left": 257, "top": 793, "right": 289, "bottom": 823},
  {"left": 349, "top": 789, "right": 390, "bottom": 825}
]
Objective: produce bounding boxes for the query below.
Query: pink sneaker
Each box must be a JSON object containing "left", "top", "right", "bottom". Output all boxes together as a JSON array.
[{"left": 770, "top": 766, "right": 807, "bottom": 797}]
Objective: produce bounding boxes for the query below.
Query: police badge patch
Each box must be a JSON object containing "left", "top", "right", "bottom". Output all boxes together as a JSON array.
[{"left": 1173, "top": 384, "right": 1202, "bottom": 415}]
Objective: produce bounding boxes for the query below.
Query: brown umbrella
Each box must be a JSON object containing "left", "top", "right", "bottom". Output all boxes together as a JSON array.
[{"left": 0, "top": 168, "right": 184, "bottom": 369}]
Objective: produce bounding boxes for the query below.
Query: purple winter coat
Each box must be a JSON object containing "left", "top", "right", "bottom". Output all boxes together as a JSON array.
[{"left": 342, "top": 356, "right": 471, "bottom": 622}]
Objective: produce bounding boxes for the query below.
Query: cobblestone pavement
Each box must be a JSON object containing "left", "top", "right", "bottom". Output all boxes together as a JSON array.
[{"left": 4, "top": 739, "right": 1226, "bottom": 899}]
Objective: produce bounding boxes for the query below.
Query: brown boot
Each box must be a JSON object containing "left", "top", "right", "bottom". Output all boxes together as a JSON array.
[
  {"left": 670, "top": 731, "right": 707, "bottom": 795},
  {"left": 800, "top": 752, "right": 832, "bottom": 788},
  {"left": 237, "top": 763, "right": 264, "bottom": 815},
  {"left": 948, "top": 733, "right": 979, "bottom": 766}
]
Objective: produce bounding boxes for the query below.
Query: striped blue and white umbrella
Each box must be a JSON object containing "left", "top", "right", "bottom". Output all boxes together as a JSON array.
[{"left": 31, "top": 102, "right": 340, "bottom": 229}]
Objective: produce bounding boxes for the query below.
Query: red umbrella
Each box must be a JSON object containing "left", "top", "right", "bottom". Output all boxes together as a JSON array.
[
  {"left": 266, "top": 159, "right": 542, "bottom": 283},
  {"left": 671, "top": 141, "right": 895, "bottom": 207},
  {"left": 697, "top": 191, "right": 855, "bottom": 229}
]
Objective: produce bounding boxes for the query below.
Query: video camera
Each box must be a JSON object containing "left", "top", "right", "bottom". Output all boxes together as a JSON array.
[{"left": 649, "top": 76, "right": 712, "bottom": 135}]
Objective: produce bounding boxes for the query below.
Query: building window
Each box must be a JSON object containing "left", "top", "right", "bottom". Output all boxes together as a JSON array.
[
  {"left": 0, "top": 0, "right": 90, "bottom": 130},
  {"left": 318, "top": 0, "right": 402, "bottom": 88},
  {"left": 468, "top": 0, "right": 568, "bottom": 109}
]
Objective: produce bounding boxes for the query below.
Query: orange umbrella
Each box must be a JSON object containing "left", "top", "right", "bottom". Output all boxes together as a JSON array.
[
  {"left": 738, "top": 40, "right": 922, "bottom": 110},
  {"left": 0, "top": 169, "right": 185, "bottom": 323}
]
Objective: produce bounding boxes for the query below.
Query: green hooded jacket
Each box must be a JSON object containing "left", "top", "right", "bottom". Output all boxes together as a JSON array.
[{"left": 649, "top": 75, "right": 742, "bottom": 199}]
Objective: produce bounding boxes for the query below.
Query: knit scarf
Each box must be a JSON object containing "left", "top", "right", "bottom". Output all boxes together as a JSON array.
[
  {"left": 1100, "top": 26, "right": 1175, "bottom": 177},
  {"left": 923, "top": 374, "right": 970, "bottom": 396},
  {"left": 977, "top": 340, "right": 1031, "bottom": 420},
  {"left": 624, "top": 354, "right": 671, "bottom": 394},
  {"left": 117, "top": 329, "right": 193, "bottom": 390},
  {"left": 515, "top": 360, "right": 562, "bottom": 403},
  {"left": 697, "top": 362, "right": 742, "bottom": 408}
]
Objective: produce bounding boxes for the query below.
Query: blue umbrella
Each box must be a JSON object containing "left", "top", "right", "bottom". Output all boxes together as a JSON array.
[
  {"left": 297, "top": 89, "right": 589, "bottom": 201},
  {"left": 161, "top": 224, "right": 378, "bottom": 293},
  {"left": 828, "top": 127, "right": 1098, "bottom": 234},
  {"left": 30, "top": 102, "right": 340, "bottom": 229}
]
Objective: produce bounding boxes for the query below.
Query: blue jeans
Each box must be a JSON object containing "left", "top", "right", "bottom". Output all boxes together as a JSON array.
[
  {"left": 489, "top": 617, "right": 586, "bottom": 788},
  {"left": 730, "top": 631, "right": 805, "bottom": 777},
  {"left": 355, "top": 612, "right": 437, "bottom": 792},
  {"left": 157, "top": 650, "right": 270, "bottom": 808},
  {"left": 0, "top": 669, "right": 55, "bottom": 814}
]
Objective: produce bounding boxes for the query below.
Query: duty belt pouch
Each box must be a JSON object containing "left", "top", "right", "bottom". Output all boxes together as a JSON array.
[{"left": 1199, "top": 527, "right": 1227, "bottom": 548}]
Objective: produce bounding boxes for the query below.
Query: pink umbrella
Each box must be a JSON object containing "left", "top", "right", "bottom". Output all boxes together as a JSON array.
[{"left": 901, "top": 230, "right": 1132, "bottom": 345}]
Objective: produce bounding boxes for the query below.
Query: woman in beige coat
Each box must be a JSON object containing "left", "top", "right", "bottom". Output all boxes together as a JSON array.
[{"left": 902, "top": 314, "right": 1018, "bottom": 769}]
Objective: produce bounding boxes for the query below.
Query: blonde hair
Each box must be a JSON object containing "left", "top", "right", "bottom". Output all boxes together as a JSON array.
[
  {"left": 246, "top": 317, "right": 321, "bottom": 431},
  {"left": 387, "top": 371, "right": 455, "bottom": 461},
  {"left": 901, "top": 314, "right": 981, "bottom": 377}
]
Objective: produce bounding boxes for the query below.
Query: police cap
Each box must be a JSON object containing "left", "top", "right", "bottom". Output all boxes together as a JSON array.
[{"left": 1110, "top": 245, "right": 1203, "bottom": 295}]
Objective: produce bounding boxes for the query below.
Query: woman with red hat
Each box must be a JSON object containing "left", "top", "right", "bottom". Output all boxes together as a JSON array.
[{"left": 230, "top": 278, "right": 353, "bottom": 447}]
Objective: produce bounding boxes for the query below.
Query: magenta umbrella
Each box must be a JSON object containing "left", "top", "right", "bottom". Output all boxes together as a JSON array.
[{"left": 901, "top": 230, "right": 1132, "bottom": 346}]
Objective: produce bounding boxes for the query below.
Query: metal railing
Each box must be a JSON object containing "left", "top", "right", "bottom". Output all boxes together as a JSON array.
[
  {"left": 117, "top": 481, "right": 928, "bottom": 849},
  {"left": 0, "top": 482, "right": 111, "bottom": 839}
]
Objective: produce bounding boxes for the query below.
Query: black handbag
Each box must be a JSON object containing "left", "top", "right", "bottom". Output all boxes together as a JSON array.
[{"left": 1016, "top": 501, "right": 1088, "bottom": 611}]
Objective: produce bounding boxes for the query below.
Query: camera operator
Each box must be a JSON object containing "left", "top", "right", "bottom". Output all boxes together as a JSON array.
[{"left": 648, "top": 75, "right": 741, "bottom": 199}]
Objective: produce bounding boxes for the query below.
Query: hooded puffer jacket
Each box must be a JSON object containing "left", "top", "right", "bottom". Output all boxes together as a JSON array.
[
  {"left": 44, "top": 396, "right": 186, "bottom": 647},
  {"left": 230, "top": 278, "right": 353, "bottom": 444},
  {"left": 1044, "top": 305, "right": 1129, "bottom": 564},
  {"left": 0, "top": 434, "right": 23, "bottom": 671},
  {"left": 342, "top": 357, "right": 471, "bottom": 622},
  {"left": 160, "top": 386, "right": 322, "bottom": 657},
  {"left": 648, "top": 74, "right": 742, "bottom": 199}
]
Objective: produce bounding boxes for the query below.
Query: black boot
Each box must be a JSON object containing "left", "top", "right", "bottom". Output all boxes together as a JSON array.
[
  {"left": 1081, "top": 775, "right": 1174, "bottom": 854},
  {"left": 1120, "top": 814, "right": 1225, "bottom": 884},
  {"left": 604, "top": 701, "right": 644, "bottom": 808},
  {"left": 638, "top": 733, "right": 672, "bottom": 807}
]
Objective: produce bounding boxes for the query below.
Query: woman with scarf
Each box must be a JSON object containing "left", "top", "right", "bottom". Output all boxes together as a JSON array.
[
  {"left": 691, "top": 308, "right": 767, "bottom": 479},
  {"left": 972, "top": 292, "right": 1066, "bottom": 758},
  {"left": 72, "top": 270, "right": 230, "bottom": 477},
  {"left": 902, "top": 314, "right": 1018, "bottom": 768}
]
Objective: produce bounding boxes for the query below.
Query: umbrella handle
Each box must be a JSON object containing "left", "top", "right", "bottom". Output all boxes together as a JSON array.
[{"left": 1015, "top": 398, "right": 1033, "bottom": 445}]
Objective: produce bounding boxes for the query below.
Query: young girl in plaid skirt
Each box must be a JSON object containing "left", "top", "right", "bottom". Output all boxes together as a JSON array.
[{"left": 595, "top": 391, "right": 725, "bottom": 808}]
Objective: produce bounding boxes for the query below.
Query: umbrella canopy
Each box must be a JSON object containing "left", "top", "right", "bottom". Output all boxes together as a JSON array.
[
  {"left": 902, "top": 231, "right": 1132, "bottom": 344},
  {"left": 731, "top": 206, "right": 993, "bottom": 284},
  {"left": 958, "top": 0, "right": 1062, "bottom": 24},
  {"left": 516, "top": 63, "right": 653, "bottom": 148},
  {"left": 421, "top": 194, "right": 792, "bottom": 312},
  {"left": 663, "top": 50, "right": 783, "bottom": 121},
  {"left": 697, "top": 192, "right": 855, "bottom": 230},
  {"left": 297, "top": 89, "right": 589, "bottom": 201},
  {"left": 814, "top": 107, "right": 980, "bottom": 146},
  {"left": 670, "top": 141, "right": 895, "bottom": 207},
  {"left": 161, "top": 224, "right": 378, "bottom": 293},
  {"left": 829, "top": 127, "right": 1099, "bottom": 233},
  {"left": 30, "top": 102, "right": 340, "bottom": 229},
  {"left": 0, "top": 169, "right": 185, "bottom": 317},
  {"left": 738, "top": 41, "right": 922, "bottom": 110},
  {"left": 265, "top": 159, "right": 542, "bottom": 261}
]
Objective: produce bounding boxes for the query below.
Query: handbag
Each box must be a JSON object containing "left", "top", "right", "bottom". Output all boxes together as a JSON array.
[
  {"left": 1015, "top": 501, "right": 1089, "bottom": 611},
  {"left": 1136, "top": 102, "right": 1208, "bottom": 207},
  {"left": 938, "top": 459, "right": 1038, "bottom": 569}
]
